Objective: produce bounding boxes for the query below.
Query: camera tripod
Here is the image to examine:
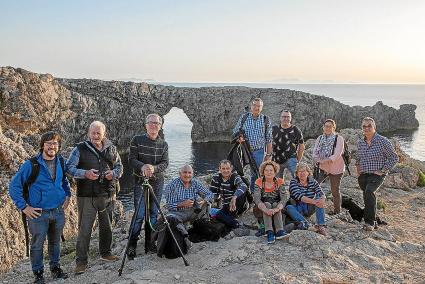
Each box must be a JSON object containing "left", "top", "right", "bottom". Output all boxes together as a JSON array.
[{"left": 118, "top": 177, "right": 189, "bottom": 276}]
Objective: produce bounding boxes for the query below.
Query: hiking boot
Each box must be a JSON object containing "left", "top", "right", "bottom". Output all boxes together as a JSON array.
[
  {"left": 51, "top": 266, "right": 68, "bottom": 280},
  {"left": 275, "top": 230, "right": 290, "bottom": 240},
  {"left": 127, "top": 245, "right": 137, "bottom": 260},
  {"left": 74, "top": 264, "right": 87, "bottom": 275},
  {"left": 33, "top": 270, "right": 45, "bottom": 284},
  {"left": 266, "top": 231, "right": 275, "bottom": 244},
  {"left": 316, "top": 225, "right": 328, "bottom": 236},
  {"left": 100, "top": 254, "right": 119, "bottom": 262},
  {"left": 363, "top": 223, "right": 375, "bottom": 231}
]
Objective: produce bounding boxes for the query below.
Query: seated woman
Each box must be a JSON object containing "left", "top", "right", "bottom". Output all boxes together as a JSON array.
[
  {"left": 286, "top": 163, "right": 327, "bottom": 236},
  {"left": 253, "top": 161, "right": 290, "bottom": 244},
  {"left": 313, "top": 119, "right": 345, "bottom": 214}
]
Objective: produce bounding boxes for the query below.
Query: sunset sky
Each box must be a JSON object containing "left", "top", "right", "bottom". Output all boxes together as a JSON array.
[{"left": 1, "top": 0, "right": 424, "bottom": 83}]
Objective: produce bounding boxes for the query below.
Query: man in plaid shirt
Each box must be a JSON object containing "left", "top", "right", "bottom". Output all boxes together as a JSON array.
[
  {"left": 356, "top": 117, "right": 398, "bottom": 231},
  {"left": 232, "top": 98, "right": 273, "bottom": 189},
  {"left": 165, "top": 165, "right": 214, "bottom": 245}
]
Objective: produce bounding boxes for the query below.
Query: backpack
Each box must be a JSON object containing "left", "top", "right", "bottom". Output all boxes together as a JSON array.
[
  {"left": 21, "top": 155, "right": 66, "bottom": 256},
  {"left": 240, "top": 112, "right": 270, "bottom": 139},
  {"left": 156, "top": 215, "right": 188, "bottom": 259},
  {"left": 333, "top": 135, "right": 352, "bottom": 175},
  {"left": 233, "top": 112, "right": 270, "bottom": 141}
]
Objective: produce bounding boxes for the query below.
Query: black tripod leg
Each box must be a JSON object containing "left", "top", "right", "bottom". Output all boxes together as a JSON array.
[
  {"left": 118, "top": 188, "right": 145, "bottom": 276},
  {"left": 147, "top": 185, "right": 190, "bottom": 266},
  {"left": 144, "top": 188, "right": 151, "bottom": 254}
]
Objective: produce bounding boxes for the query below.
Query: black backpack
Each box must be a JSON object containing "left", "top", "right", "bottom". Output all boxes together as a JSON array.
[
  {"left": 334, "top": 135, "right": 352, "bottom": 175},
  {"left": 21, "top": 155, "right": 66, "bottom": 256}
]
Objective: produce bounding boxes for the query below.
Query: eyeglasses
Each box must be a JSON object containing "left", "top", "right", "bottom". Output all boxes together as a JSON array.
[
  {"left": 281, "top": 115, "right": 291, "bottom": 118},
  {"left": 44, "top": 141, "right": 59, "bottom": 146},
  {"left": 147, "top": 121, "right": 161, "bottom": 125},
  {"left": 362, "top": 124, "right": 373, "bottom": 129}
]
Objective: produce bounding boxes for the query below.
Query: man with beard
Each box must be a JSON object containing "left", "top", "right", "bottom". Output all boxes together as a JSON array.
[{"left": 9, "top": 131, "right": 71, "bottom": 283}]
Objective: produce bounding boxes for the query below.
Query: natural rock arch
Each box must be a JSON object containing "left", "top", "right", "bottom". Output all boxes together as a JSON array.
[{"left": 0, "top": 67, "right": 420, "bottom": 153}]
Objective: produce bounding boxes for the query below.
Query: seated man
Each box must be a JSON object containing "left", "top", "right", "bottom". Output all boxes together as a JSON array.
[
  {"left": 209, "top": 160, "right": 248, "bottom": 229},
  {"left": 164, "top": 164, "right": 214, "bottom": 245}
]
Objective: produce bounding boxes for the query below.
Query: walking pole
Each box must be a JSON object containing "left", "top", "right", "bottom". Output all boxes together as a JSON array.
[
  {"left": 144, "top": 182, "right": 152, "bottom": 254},
  {"left": 142, "top": 179, "right": 190, "bottom": 266},
  {"left": 118, "top": 179, "right": 145, "bottom": 276}
]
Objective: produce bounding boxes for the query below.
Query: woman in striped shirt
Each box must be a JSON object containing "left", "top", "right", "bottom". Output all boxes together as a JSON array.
[
  {"left": 253, "top": 161, "right": 290, "bottom": 244},
  {"left": 286, "top": 163, "right": 327, "bottom": 236}
]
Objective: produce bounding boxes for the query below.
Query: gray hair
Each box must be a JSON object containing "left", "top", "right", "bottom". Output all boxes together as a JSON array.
[
  {"left": 145, "top": 113, "right": 163, "bottom": 124},
  {"left": 295, "top": 162, "right": 312, "bottom": 176},
  {"left": 179, "top": 164, "right": 193, "bottom": 173},
  {"left": 89, "top": 120, "right": 106, "bottom": 133},
  {"left": 251, "top": 98, "right": 263, "bottom": 106},
  {"left": 362, "top": 117, "right": 376, "bottom": 129}
]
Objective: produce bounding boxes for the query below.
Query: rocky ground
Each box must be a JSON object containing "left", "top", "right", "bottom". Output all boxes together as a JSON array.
[{"left": 1, "top": 175, "right": 425, "bottom": 284}]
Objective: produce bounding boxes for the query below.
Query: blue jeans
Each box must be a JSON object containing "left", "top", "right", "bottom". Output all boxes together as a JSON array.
[
  {"left": 278, "top": 157, "right": 298, "bottom": 179},
  {"left": 215, "top": 194, "right": 246, "bottom": 229},
  {"left": 130, "top": 178, "right": 164, "bottom": 241},
  {"left": 27, "top": 207, "right": 65, "bottom": 272},
  {"left": 250, "top": 149, "right": 264, "bottom": 192},
  {"left": 286, "top": 201, "right": 325, "bottom": 225}
]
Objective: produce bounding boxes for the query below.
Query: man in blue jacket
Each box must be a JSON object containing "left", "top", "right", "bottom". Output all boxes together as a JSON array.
[{"left": 9, "top": 131, "right": 71, "bottom": 284}]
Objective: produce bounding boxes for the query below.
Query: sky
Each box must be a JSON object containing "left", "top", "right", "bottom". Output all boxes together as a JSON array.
[{"left": 1, "top": 0, "right": 425, "bottom": 83}]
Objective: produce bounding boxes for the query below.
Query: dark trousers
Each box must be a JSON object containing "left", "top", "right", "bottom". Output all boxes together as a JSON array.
[
  {"left": 76, "top": 196, "right": 113, "bottom": 265},
  {"left": 358, "top": 173, "right": 385, "bottom": 225},
  {"left": 130, "top": 178, "right": 164, "bottom": 242}
]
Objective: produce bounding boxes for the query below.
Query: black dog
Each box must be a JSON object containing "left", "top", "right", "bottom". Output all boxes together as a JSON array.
[
  {"left": 188, "top": 218, "right": 231, "bottom": 243},
  {"left": 341, "top": 195, "right": 387, "bottom": 225}
]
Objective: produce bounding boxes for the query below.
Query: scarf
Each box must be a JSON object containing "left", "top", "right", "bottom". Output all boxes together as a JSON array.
[{"left": 315, "top": 133, "right": 336, "bottom": 160}]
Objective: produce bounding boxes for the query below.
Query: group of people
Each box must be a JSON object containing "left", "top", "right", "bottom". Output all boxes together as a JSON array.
[{"left": 8, "top": 98, "right": 398, "bottom": 283}]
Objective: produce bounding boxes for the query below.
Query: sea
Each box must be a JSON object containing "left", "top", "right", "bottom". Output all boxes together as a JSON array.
[{"left": 117, "top": 84, "right": 425, "bottom": 208}]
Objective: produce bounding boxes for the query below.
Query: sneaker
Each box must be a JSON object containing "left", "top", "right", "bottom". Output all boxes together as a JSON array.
[
  {"left": 127, "top": 244, "right": 137, "bottom": 260},
  {"left": 100, "top": 254, "right": 119, "bottom": 262},
  {"left": 296, "top": 221, "right": 310, "bottom": 230},
  {"left": 33, "top": 270, "right": 45, "bottom": 284},
  {"left": 275, "top": 230, "right": 290, "bottom": 240},
  {"left": 255, "top": 227, "right": 266, "bottom": 237},
  {"left": 266, "top": 231, "right": 275, "bottom": 244},
  {"left": 51, "top": 266, "right": 68, "bottom": 280},
  {"left": 74, "top": 264, "right": 87, "bottom": 275},
  {"left": 316, "top": 225, "right": 328, "bottom": 236},
  {"left": 363, "top": 223, "right": 375, "bottom": 231}
]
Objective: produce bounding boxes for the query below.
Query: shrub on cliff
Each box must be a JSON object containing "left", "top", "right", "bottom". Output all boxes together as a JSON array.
[{"left": 418, "top": 171, "right": 425, "bottom": 187}]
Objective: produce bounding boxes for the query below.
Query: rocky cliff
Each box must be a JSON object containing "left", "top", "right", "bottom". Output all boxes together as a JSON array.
[
  {"left": 59, "top": 78, "right": 419, "bottom": 148},
  {"left": 1, "top": 67, "right": 419, "bottom": 151}
]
